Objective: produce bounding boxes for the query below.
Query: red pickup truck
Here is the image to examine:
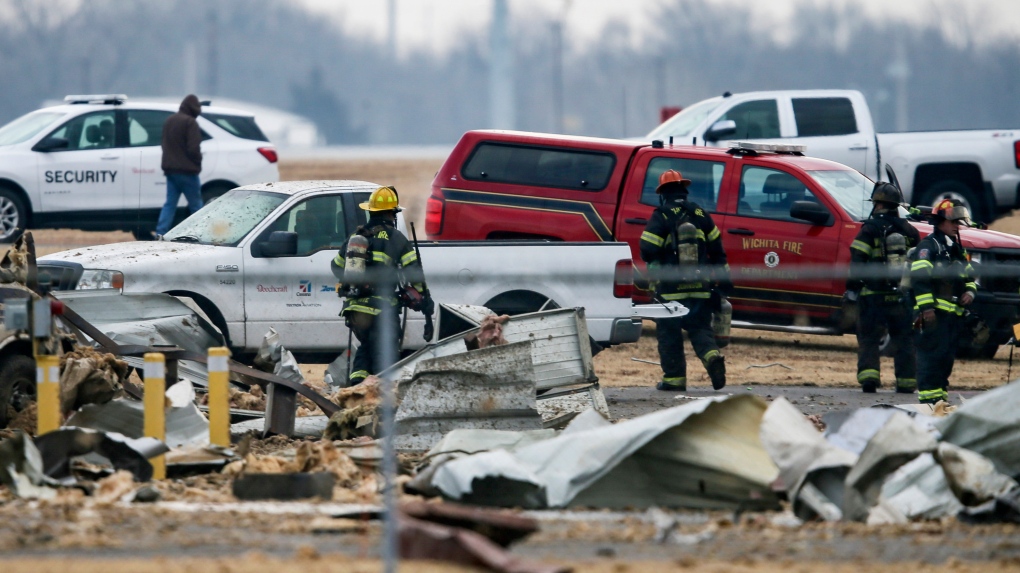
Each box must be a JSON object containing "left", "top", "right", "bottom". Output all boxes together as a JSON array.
[{"left": 426, "top": 130, "right": 1020, "bottom": 357}]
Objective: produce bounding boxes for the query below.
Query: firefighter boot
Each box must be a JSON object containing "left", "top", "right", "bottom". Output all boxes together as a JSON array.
[
  {"left": 656, "top": 377, "right": 687, "bottom": 392},
  {"left": 707, "top": 356, "right": 726, "bottom": 390}
]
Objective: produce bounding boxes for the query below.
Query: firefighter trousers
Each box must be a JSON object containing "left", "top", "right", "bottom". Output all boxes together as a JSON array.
[
  {"left": 347, "top": 304, "right": 402, "bottom": 385},
  {"left": 856, "top": 294, "right": 916, "bottom": 390},
  {"left": 915, "top": 310, "right": 961, "bottom": 404},
  {"left": 655, "top": 298, "right": 720, "bottom": 385}
]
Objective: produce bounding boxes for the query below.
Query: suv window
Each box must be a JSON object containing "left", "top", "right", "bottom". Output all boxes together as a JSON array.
[
  {"left": 719, "top": 100, "right": 780, "bottom": 139},
  {"left": 462, "top": 142, "right": 615, "bottom": 191},
  {"left": 126, "top": 110, "right": 172, "bottom": 147},
  {"left": 47, "top": 111, "right": 117, "bottom": 151},
  {"left": 792, "top": 98, "right": 858, "bottom": 137},
  {"left": 640, "top": 157, "right": 726, "bottom": 211},
  {"left": 737, "top": 166, "right": 827, "bottom": 222},
  {"left": 203, "top": 113, "right": 269, "bottom": 142},
  {"left": 262, "top": 194, "right": 348, "bottom": 256}
]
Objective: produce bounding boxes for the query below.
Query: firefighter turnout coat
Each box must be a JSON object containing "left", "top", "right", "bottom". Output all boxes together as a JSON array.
[{"left": 639, "top": 196, "right": 728, "bottom": 298}]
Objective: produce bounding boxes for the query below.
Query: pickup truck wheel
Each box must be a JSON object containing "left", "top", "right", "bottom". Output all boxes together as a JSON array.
[
  {"left": 0, "top": 354, "right": 37, "bottom": 428},
  {"left": 0, "top": 187, "right": 27, "bottom": 243},
  {"left": 484, "top": 290, "right": 560, "bottom": 316},
  {"left": 919, "top": 181, "right": 984, "bottom": 222}
]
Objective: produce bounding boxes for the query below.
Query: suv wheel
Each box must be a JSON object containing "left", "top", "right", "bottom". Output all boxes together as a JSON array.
[{"left": 0, "top": 187, "right": 27, "bottom": 243}]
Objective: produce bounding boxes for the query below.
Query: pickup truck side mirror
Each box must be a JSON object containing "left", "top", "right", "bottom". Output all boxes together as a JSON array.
[
  {"left": 259, "top": 231, "right": 298, "bottom": 257},
  {"left": 704, "top": 120, "right": 737, "bottom": 143},
  {"left": 32, "top": 137, "right": 69, "bottom": 152},
  {"left": 790, "top": 201, "right": 833, "bottom": 226}
]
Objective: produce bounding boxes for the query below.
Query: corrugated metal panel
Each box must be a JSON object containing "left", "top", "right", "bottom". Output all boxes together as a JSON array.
[{"left": 387, "top": 307, "right": 594, "bottom": 391}]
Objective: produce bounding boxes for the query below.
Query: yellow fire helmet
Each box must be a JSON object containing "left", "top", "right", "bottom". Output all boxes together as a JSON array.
[{"left": 359, "top": 186, "right": 403, "bottom": 212}]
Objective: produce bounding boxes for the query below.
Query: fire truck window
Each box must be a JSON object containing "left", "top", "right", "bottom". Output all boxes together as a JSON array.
[
  {"left": 719, "top": 100, "right": 780, "bottom": 140},
  {"left": 792, "top": 97, "right": 858, "bottom": 137},
  {"left": 462, "top": 142, "right": 615, "bottom": 191},
  {"left": 738, "top": 166, "right": 824, "bottom": 222},
  {"left": 640, "top": 157, "right": 725, "bottom": 211}
]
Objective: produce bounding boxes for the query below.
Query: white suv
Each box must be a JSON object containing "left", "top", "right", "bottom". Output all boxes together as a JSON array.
[{"left": 0, "top": 94, "right": 280, "bottom": 241}]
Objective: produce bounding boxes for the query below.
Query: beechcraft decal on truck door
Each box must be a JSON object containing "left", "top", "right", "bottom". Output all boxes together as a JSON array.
[{"left": 442, "top": 188, "right": 614, "bottom": 241}]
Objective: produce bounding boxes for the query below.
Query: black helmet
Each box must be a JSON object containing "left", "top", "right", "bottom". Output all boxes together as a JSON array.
[{"left": 870, "top": 182, "right": 903, "bottom": 206}]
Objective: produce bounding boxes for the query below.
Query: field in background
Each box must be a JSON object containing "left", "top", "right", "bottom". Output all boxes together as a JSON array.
[{"left": 24, "top": 158, "right": 1020, "bottom": 390}]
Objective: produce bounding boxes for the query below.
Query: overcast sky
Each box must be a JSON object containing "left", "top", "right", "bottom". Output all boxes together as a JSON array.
[{"left": 298, "top": 0, "right": 1020, "bottom": 55}]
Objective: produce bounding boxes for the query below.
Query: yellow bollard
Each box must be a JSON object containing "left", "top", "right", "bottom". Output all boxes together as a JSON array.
[
  {"left": 143, "top": 352, "right": 166, "bottom": 480},
  {"left": 35, "top": 355, "right": 61, "bottom": 435},
  {"left": 207, "top": 347, "right": 231, "bottom": 447}
]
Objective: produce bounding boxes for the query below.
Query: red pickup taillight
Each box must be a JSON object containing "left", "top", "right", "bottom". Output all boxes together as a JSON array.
[
  {"left": 257, "top": 147, "right": 278, "bottom": 163},
  {"left": 613, "top": 259, "right": 634, "bottom": 299},
  {"left": 1014, "top": 141, "right": 1020, "bottom": 169},
  {"left": 425, "top": 195, "right": 445, "bottom": 236}
]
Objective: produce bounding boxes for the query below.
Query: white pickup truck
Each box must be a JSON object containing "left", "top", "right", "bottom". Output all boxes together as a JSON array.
[
  {"left": 37, "top": 180, "right": 641, "bottom": 361},
  {"left": 647, "top": 89, "right": 1020, "bottom": 222}
]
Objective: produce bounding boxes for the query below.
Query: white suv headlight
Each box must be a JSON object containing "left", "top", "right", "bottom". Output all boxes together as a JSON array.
[{"left": 77, "top": 269, "right": 124, "bottom": 290}]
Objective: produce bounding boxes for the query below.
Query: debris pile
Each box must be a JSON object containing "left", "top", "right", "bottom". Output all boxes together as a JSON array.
[{"left": 59, "top": 347, "right": 128, "bottom": 414}]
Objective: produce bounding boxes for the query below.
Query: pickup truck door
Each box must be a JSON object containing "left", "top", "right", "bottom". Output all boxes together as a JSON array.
[
  {"left": 786, "top": 96, "right": 873, "bottom": 177},
  {"left": 721, "top": 163, "right": 845, "bottom": 323},
  {"left": 36, "top": 110, "right": 126, "bottom": 213},
  {"left": 242, "top": 192, "right": 365, "bottom": 350},
  {"left": 616, "top": 150, "right": 730, "bottom": 266}
]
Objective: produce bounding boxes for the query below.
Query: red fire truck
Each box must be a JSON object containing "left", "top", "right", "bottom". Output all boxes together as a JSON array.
[{"left": 426, "top": 130, "right": 1020, "bottom": 357}]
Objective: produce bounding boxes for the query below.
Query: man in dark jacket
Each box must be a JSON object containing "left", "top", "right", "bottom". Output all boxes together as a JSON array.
[
  {"left": 156, "top": 94, "right": 204, "bottom": 236},
  {"left": 845, "top": 182, "right": 920, "bottom": 394},
  {"left": 331, "top": 186, "right": 433, "bottom": 385},
  {"left": 640, "top": 169, "right": 731, "bottom": 391}
]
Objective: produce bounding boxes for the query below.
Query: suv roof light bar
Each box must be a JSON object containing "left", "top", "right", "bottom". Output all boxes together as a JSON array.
[
  {"left": 63, "top": 94, "right": 128, "bottom": 105},
  {"left": 727, "top": 141, "right": 807, "bottom": 156}
]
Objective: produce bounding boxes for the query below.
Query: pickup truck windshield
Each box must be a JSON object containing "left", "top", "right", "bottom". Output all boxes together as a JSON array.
[
  {"left": 646, "top": 99, "right": 724, "bottom": 141},
  {"left": 163, "top": 189, "right": 287, "bottom": 245},
  {"left": 0, "top": 111, "right": 65, "bottom": 146},
  {"left": 806, "top": 169, "right": 872, "bottom": 221}
]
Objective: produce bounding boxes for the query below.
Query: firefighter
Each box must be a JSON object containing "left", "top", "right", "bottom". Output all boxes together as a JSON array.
[
  {"left": 910, "top": 198, "right": 977, "bottom": 404},
  {"left": 640, "top": 169, "right": 731, "bottom": 391},
  {"left": 845, "top": 182, "right": 920, "bottom": 393},
  {"left": 331, "top": 186, "right": 432, "bottom": 385}
]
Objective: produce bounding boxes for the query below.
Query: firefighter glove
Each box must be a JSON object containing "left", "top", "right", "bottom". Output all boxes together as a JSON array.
[
  {"left": 843, "top": 290, "right": 859, "bottom": 303},
  {"left": 960, "top": 291, "right": 975, "bottom": 306},
  {"left": 421, "top": 294, "right": 435, "bottom": 317}
]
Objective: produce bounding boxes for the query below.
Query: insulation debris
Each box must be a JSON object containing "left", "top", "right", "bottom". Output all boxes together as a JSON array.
[{"left": 59, "top": 346, "right": 128, "bottom": 414}]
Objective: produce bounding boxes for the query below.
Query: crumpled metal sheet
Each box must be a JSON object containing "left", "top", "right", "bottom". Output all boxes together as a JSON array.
[
  {"left": 431, "top": 395, "right": 780, "bottom": 510},
  {"left": 0, "top": 432, "right": 60, "bottom": 498},
  {"left": 33, "top": 427, "right": 168, "bottom": 483},
  {"left": 760, "top": 398, "right": 856, "bottom": 521},
  {"left": 65, "top": 394, "right": 209, "bottom": 449},
  {"left": 823, "top": 406, "right": 940, "bottom": 456},
  {"left": 394, "top": 341, "right": 544, "bottom": 451},
  {"left": 935, "top": 379, "right": 1020, "bottom": 478},
  {"left": 937, "top": 441, "right": 1018, "bottom": 506},
  {"left": 868, "top": 452, "right": 963, "bottom": 524},
  {"left": 843, "top": 411, "right": 938, "bottom": 522}
]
